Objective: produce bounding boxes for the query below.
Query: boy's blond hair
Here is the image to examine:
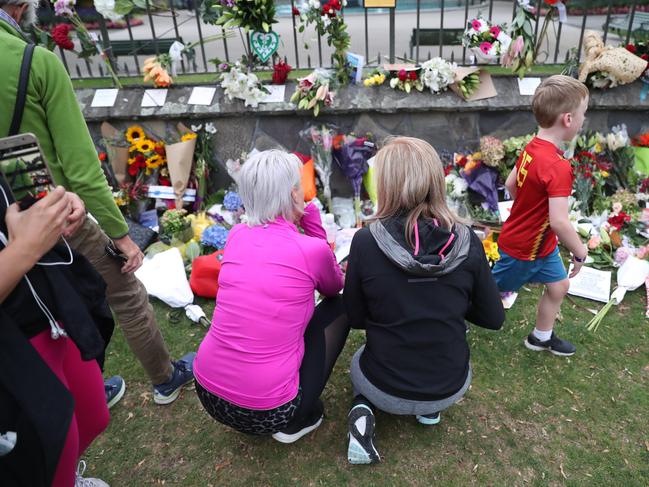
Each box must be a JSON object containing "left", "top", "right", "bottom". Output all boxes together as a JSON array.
[{"left": 532, "top": 75, "right": 589, "bottom": 128}]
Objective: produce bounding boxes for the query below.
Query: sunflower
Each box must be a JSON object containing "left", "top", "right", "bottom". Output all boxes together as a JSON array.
[
  {"left": 181, "top": 132, "right": 197, "bottom": 142},
  {"left": 146, "top": 154, "right": 163, "bottom": 169},
  {"left": 126, "top": 125, "right": 145, "bottom": 144},
  {"left": 136, "top": 139, "right": 155, "bottom": 153}
]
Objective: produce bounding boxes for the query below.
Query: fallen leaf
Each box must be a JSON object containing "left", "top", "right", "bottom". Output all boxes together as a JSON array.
[{"left": 560, "top": 464, "right": 568, "bottom": 479}]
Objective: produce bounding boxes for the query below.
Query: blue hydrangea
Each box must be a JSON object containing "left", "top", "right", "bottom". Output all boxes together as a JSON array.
[
  {"left": 223, "top": 191, "right": 243, "bottom": 212},
  {"left": 201, "top": 224, "right": 229, "bottom": 250}
]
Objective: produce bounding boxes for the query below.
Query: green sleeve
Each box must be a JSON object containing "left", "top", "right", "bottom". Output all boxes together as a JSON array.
[{"left": 36, "top": 49, "right": 129, "bottom": 239}]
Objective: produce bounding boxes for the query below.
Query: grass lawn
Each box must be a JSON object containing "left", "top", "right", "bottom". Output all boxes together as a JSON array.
[{"left": 86, "top": 283, "right": 649, "bottom": 486}]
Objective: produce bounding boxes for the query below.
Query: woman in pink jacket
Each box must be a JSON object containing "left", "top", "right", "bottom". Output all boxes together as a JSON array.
[{"left": 194, "top": 150, "right": 348, "bottom": 443}]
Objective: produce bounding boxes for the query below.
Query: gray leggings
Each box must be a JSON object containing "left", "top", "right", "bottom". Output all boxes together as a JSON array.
[{"left": 350, "top": 345, "right": 472, "bottom": 416}]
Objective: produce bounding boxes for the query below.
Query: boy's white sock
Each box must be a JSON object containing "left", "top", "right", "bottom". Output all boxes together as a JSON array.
[{"left": 532, "top": 328, "right": 553, "bottom": 342}]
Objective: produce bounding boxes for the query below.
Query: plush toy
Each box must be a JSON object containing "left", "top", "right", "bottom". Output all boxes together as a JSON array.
[
  {"left": 189, "top": 251, "right": 224, "bottom": 299},
  {"left": 579, "top": 30, "right": 648, "bottom": 87}
]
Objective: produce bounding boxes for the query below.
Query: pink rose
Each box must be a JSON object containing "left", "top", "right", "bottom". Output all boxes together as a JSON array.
[
  {"left": 587, "top": 236, "right": 601, "bottom": 250},
  {"left": 479, "top": 42, "right": 493, "bottom": 55}
]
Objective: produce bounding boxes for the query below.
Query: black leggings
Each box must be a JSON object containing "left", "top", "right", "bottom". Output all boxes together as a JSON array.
[{"left": 196, "top": 296, "right": 349, "bottom": 434}]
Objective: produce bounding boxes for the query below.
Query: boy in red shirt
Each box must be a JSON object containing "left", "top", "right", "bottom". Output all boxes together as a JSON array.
[{"left": 493, "top": 75, "right": 589, "bottom": 356}]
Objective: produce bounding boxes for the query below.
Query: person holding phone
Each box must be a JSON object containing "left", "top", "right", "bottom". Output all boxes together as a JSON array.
[
  {"left": 0, "top": 181, "right": 112, "bottom": 486},
  {"left": 0, "top": 0, "right": 196, "bottom": 408}
]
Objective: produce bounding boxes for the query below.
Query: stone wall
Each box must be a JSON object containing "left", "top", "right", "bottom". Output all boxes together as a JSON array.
[{"left": 80, "top": 77, "right": 649, "bottom": 195}]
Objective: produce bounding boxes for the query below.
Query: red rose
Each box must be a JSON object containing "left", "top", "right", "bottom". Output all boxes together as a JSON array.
[
  {"left": 134, "top": 154, "right": 146, "bottom": 167},
  {"left": 608, "top": 212, "right": 631, "bottom": 231},
  {"left": 397, "top": 69, "right": 407, "bottom": 81},
  {"left": 330, "top": 0, "right": 341, "bottom": 10},
  {"left": 272, "top": 60, "right": 292, "bottom": 84},
  {"left": 128, "top": 164, "right": 139, "bottom": 177},
  {"left": 408, "top": 70, "right": 417, "bottom": 81},
  {"left": 292, "top": 6, "right": 300, "bottom": 15},
  {"left": 98, "top": 152, "right": 107, "bottom": 162},
  {"left": 641, "top": 54, "right": 649, "bottom": 61},
  {"left": 626, "top": 43, "right": 637, "bottom": 54},
  {"left": 545, "top": 0, "right": 560, "bottom": 5},
  {"left": 51, "top": 24, "right": 74, "bottom": 51}
]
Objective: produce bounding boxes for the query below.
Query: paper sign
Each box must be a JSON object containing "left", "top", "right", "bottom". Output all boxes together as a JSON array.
[
  {"left": 501, "top": 291, "right": 518, "bottom": 310},
  {"left": 91, "top": 89, "right": 119, "bottom": 108},
  {"left": 518, "top": 77, "right": 541, "bottom": 96},
  {"left": 260, "top": 85, "right": 286, "bottom": 103},
  {"left": 188, "top": 86, "right": 216, "bottom": 105},
  {"left": 568, "top": 266, "right": 612, "bottom": 303},
  {"left": 334, "top": 227, "right": 360, "bottom": 264},
  {"left": 141, "top": 89, "right": 168, "bottom": 107},
  {"left": 346, "top": 52, "right": 365, "bottom": 84},
  {"left": 147, "top": 185, "right": 196, "bottom": 202},
  {"left": 498, "top": 200, "right": 514, "bottom": 223}
]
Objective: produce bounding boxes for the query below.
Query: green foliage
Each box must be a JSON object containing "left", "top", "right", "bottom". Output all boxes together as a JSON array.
[{"left": 200, "top": 0, "right": 277, "bottom": 33}]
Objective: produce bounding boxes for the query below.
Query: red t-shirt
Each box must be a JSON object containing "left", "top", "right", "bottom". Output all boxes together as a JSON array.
[{"left": 498, "top": 137, "right": 573, "bottom": 261}]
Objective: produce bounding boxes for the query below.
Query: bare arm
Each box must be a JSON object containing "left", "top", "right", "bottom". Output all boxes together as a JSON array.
[
  {"left": 505, "top": 167, "right": 518, "bottom": 199},
  {"left": 549, "top": 197, "right": 588, "bottom": 278}
]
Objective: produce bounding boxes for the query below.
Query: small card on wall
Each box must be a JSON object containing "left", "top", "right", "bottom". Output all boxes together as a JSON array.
[
  {"left": 518, "top": 77, "right": 541, "bottom": 96},
  {"left": 188, "top": 86, "right": 216, "bottom": 105},
  {"left": 91, "top": 89, "right": 119, "bottom": 107},
  {"left": 141, "top": 89, "right": 168, "bottom": 107},
  {"left": 260, "top": 85, "right": 286, "bottom": 103}
]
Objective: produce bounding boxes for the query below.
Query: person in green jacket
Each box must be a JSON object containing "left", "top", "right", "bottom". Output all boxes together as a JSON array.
[{"left": 0, "top": 0, "right": 196, "bottom": 409}]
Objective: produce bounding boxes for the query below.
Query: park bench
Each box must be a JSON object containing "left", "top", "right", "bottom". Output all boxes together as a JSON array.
[
  {"left": 108, "top": 38, "right": 184, "bottom": 58},
  {"left": 604, "top": 11, "right": 649, "bottom": 41},
  {"left": 409, "top": 28, "right": 464, "bottom": 58}
]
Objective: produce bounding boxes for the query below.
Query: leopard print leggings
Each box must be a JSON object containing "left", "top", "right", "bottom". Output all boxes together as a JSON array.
[{"left": 195, "top": 380, "right": 301, "bottom": 435}]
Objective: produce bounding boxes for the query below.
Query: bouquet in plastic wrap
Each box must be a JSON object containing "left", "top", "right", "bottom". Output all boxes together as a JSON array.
[
  {"left": 301, "top": 125, "right": 337, "bottom": 212},
  {"left": 333, "top": 134, "right": 376, "bottom": 226}
]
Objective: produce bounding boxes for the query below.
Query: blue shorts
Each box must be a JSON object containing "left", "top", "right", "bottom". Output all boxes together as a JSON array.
[{"left": 492, "top": 247, "right": 567, "bottom": 292}]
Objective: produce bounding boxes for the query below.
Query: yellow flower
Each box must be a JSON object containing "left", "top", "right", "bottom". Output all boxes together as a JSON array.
[
  {"left": 146, "top": 154, "right": 163, "bottom": 169},
  {"left": 181, "top": 132, "right": 197, "bottom": 142},
  {"left": 601, "top": 170, "right": 609, "bottom": 178},
  {"left": 482, "top": 237, "right": 500, "bottom": 263},
  {"left": 594, "top": 143, "right": 603, "bottom": 154},
  {"left": 127, "top": 156, "right": 136, "bottom": 165},
  {"left": 363, "top": 79, "right": 371, "bottom": 87},
  {"left": 126, "top": 125, "right": 145, "bottom": 144},
  {"left": 136, "top": 139, "right": 155, "bottom": 153}
]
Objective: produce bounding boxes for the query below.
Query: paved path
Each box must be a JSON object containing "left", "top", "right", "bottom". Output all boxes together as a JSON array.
[{"left": 63, "top": 1, "right": 622, "bottom": 79}]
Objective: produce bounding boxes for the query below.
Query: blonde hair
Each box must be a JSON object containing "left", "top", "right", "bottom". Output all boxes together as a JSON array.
[
  {"left": 237, "top": 150, "right": 304, "bottom": 226},
  {"left": 532, "top": 75, "right": 589, "bottom": 128},
  {"left": 374, "top": 137, "right": 458, "bottom": 248}
]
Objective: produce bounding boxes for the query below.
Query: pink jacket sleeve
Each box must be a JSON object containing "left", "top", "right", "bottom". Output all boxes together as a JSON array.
[{"left": 299, "top": 203, "right": 327, "bottom": 241}]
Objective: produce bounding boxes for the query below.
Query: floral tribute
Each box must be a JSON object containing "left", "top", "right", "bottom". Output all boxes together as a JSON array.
[{"left": 463, "top": 16, "right": 511, "bottom": 61}]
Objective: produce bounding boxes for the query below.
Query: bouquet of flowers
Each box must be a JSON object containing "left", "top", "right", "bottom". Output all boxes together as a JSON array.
[
  {"left": 363, "top": 69, "right": 387, "bottom": 87},
  {"left": 388, "top": 68, "right": 423, "bottom": 93},
  {"left": 333, "top": 134, "right": 376, "bottom": 226},
  {"left": 482, "top": 234, "right": 500, "bottom": 267},
  {"left": 166, "top": 124, "right": 198, "bottom": 210},
  {"left": 159, "top": 209, "right": 194, "bottom": 244},
  {"left": 571, "top": 151, "right": 600, "bottom": 215},
  {"left": 463, "top": 16, "right": 511, "bottom": 62},
  {"left": 479, "top": 136, "right": 505, "bottom": 169},
  {"left": 502, "top": 1, "right": 536, "bottom": 78},
  {"left": 125, "top": 125, "right": 167, "bottom": 180},
  {"left": 295, "top": 0, "right": 350, "bottom": 84},
  {"left": 48, "top": 0, "right": 122, "bottom": 87},
  {"left": 300, "top": 125, "right": 336, "bottom": 212},
  {"left": 290, "top": 69, "right": 335, "bottom": 117},
  {"left": 143, "top": 56, "right": 173, "bottom": 88},
  {"left": 220, "top": 63, "right": 269, "bottom": 108},
  {"left": 633, "top": 131, "right": 649, "bottom": 176},
  {"left": 200, "top": 0, "right": 277, "bottom": 33},
  {"left": 272, "top": 60, "right": 292, "bottom": 84},
  {"left": 600, "top": 125, "right": 637, "bottom": 192},
  {"left": 201, "top": 224, "right": 230, "bottom": 252},
  {"left": 113, "top": 180, "right": 149, "bottom": 219},
  {"left": 420, "top": 57, "right": 456, "bottom": 94},
  {"left": 190, "top": 123, "right": 218, "bottom": 210}
]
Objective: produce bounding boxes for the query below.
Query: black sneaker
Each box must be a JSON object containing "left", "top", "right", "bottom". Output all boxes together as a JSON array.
[
  {"left": 272, "top": 400, "right": 324, "bottom": 444},
  {"left": 524, "top": 332, "right": 576, "bottom": 357},
  {"left": 347, "top": 404, "right": 380, "bottom": 465}
]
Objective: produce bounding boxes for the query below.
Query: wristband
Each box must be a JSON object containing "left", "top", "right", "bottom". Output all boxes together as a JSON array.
[{"left": 573, "top": 254, "right": 586, "bottom": 263}]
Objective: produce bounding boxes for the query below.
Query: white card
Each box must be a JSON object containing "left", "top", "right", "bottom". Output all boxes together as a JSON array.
[
  {"left": 188, "top": 86, "right": 216, "bottom": 105},
  {"left": 518, "top": 77, "right": 541, "bottom": 96},
  {"left": 498, "top": 200, "right": 514, "bottom": 223},
  {"left": 141, "top": 89, "right": 168, "bottom": 107},
  {"left": 260, "top": 85, "right": 286, "bottom": 103},
  {"left": 91, "top": 89, "right": 118, "bottom": 107},
  {"left": 568, "top": 266, "right": 611, "bottom": 303}
]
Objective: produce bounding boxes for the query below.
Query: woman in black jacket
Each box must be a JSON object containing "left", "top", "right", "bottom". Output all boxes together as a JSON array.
[{"left": 343, "top": 137, "right": 505, "bottom": 464}]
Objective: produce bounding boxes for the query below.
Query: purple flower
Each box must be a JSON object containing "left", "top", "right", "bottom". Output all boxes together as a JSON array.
[
  {"left": 53, "top": 0, "right": 75, "bottom": 17},
  {"left": 223, "top": 191, "right": 243, "bottom": 212},
  {"left": 201, "top": 224, "right": 230, "bottom": 250},
  {"left": 220, "top": 0, "right": 235, "bottom": 6},
  {"left": 333, "top": 140, "right": 375, "bottom": 197}
]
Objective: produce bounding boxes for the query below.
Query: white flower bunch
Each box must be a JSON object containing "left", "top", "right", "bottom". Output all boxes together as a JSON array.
[
  {"left": 190, "top": 123, "right": 217, "bottom": 135},
  {"left": 220, "top": 64, "right": 268, "bottom": 108},
  {"left": 94, "top": 0, "right": 122, "bottom": 21},
  {"left": 606, "top": 124, "right": 630, "bottom": 151},
  {"left": 420, "top": 57, "right": 456, "bottom": 94},
  {"left": 445, "top": 173, "right": 468, "bottom": 199}
]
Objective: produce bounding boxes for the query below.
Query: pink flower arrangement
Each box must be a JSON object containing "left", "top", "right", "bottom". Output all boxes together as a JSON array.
[
  {"left": 490, "top": 26, "right": 501, "bottom": 37},
  {"left": 471, "top": 19, "right": 483, "bottom": 31},
  {"left": 480, "top": 42, "right": 493, "bottom": 55}
]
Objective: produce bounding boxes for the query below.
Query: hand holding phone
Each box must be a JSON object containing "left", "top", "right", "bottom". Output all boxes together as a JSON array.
[{"left": 4, "top": 186, "right": 71, "bottom": 260}]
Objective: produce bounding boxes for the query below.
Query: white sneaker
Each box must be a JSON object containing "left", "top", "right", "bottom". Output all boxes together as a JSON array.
[{"left": 75, "top": 460, "right": 109, "bottom": 487}]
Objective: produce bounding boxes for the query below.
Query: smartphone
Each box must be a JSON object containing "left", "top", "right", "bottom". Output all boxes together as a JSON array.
[
  {"left": 105, "top": 240, "right": 128, "bottom": 264},
  {"left": 0, "top": 134, "right": 55, "bottom": 210}
]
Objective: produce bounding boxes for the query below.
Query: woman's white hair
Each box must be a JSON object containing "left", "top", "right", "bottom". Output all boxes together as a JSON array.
[{"left": 238, "top": 149, "right": 303, "bottom": 226}]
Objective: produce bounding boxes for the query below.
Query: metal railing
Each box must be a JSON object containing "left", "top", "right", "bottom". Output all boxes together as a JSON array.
[{"left": 39, "top": 0, "right": 647, "bottom": 79}]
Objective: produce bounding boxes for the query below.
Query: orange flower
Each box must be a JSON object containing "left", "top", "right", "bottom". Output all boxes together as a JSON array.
[{"left": 155, "top": 69, "right": 172, "bottom": 88}]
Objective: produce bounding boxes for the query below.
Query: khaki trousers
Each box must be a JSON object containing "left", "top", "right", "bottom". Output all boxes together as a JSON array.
[{"left": 67, "top": 218, "right": 173, "bottom": 384}]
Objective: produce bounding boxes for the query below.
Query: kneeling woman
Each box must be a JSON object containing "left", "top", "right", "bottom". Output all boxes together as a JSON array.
[
  {"left": 343, "top": 137, "right": 505, "bottom": 464},
  {"left": 194, "top": 150, "right": 348, "bottom": 443}
]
